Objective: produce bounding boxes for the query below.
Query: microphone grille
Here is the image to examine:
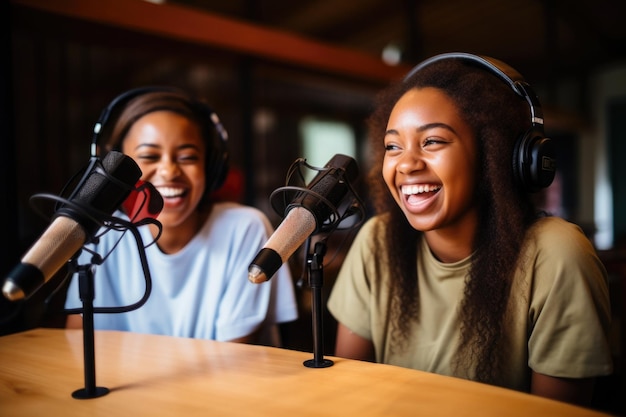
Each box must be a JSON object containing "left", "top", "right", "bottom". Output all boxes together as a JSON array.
[
  {"left": 102, "top": 151, "right": 143, "bottom": 184},
  {"left": 63, "top": 152, "right": 141, "bottom": 237}
]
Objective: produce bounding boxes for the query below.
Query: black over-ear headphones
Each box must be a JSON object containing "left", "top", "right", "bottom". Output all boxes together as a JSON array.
[
  {"left": 404, "top": 52, "right": 556, "bottom": 192},
  {"left": 91, "top": 86, "right": 230, "bottom": 193}
]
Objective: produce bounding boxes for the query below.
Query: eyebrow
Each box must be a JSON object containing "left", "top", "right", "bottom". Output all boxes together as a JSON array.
[
  {"left": 133, "top": 143, "right": 160, "bottom": 152},
  {"left": 385, "top": 122, "right": 458, "bottom": 136},
  {"left": 132, "top": 143, "right": 202, "bottom": 152}
]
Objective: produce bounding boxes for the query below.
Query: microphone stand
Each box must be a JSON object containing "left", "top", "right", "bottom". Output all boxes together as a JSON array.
[
  {"left": 72, "top": 260, "right": 109, "bottom": 399},
  {"left": 24, "top": 174, "right": 160, "bottom": 399},
  {"left": 303, "top": 240, "right": 333, "bottom": 368},
  {"left": 65, "top": 217, "right": 156, "bottom": 399},
  {"left": 268, "top": 156, "right": 365, "bottom": 369}
]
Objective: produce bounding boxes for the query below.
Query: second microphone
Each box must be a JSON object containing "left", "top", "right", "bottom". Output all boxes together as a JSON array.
[{"left": 248, "top": 154, "right": 359, "bottom": 284}]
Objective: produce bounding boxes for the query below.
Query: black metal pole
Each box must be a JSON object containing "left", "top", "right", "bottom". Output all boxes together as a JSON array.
[
  {"left": 72, "top": 264, "right": 109, "bottom": 399},
  {"left": 303, "top": 241, "right": 333, "bottom": 368}
]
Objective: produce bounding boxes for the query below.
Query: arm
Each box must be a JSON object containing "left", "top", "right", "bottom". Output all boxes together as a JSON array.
[
  {"left": 334, "top": 323, "right": 375, "bottom": 362},
  {"left": 227, "top": 328, "right": 262, "bottom": 344},
  {"left": 531, "top": 371, "right": 594, "bottom": 407},
  {"left": 66, "top": 311, "right": 261, "bottom": 343},
  {"left": 65, "top": 314, "right": 82, "bottom": 329},
  {"left": 525, "top": 219, "right": 611, "bottom": 407}
]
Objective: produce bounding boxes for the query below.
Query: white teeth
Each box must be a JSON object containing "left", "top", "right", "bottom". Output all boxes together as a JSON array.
[
  {"left": 156, "top": 187, "right": 185, "bottom": 198},
  {"left": 401, "top": 184, "right": 441, "bottom": 195}
]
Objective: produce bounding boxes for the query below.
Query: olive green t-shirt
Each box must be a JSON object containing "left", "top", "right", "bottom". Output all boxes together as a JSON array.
[{"left": 327, "top": 216, "right": 613, "bottom": 392}]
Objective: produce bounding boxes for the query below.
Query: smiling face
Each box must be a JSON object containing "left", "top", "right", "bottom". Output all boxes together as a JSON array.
[
  {"left": 382, "top": 87, "right": 479, "bottom": 241},
  {"left": 121, "top": 110, "right": 207, "bottom": 233}
]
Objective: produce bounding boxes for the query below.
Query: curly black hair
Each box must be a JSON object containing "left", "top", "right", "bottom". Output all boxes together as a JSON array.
[{"left": 366, "top": 57, "right": 539, "bottom": 384}]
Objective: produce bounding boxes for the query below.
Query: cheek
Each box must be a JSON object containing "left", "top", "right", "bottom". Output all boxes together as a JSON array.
[
  {"left": 187, "top": 165, "right": 207, "bottom": 190},
  {"left": 444, "top": 160, "right": 477, "bottom": 205},
  {"left": 133, "top": 162, "right": 154, "bottom": 181},
  {"left": 381, "top": 157, "right": 395, "bottom": 185},
  {"left": 439, "top": 148, "right": 475, "bottom": 183},
  {"left": 381, "top": 158, "right": 403, "bottom": 205}
]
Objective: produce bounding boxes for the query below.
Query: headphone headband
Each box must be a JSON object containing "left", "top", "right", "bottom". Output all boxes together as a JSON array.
[
  {"left": 91, "top": 86, "right": 229, "bottom": 193},
  {"left": 91, "top": 86, "right": 184, "bottom": 158},
  {"left": 403, "top": 52, "right": 556, "bottom": 192},
  {"left": 405, "top": 52, "right": 544, "bottom": 127}
]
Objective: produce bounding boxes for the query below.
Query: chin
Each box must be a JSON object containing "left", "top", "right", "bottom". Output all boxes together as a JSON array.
[{"left": 405, "top": 216, "right": 438, "bottom": 232}]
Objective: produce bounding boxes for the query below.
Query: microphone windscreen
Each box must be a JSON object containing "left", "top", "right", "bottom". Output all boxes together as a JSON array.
[
  {"left": 287, "top": 154, "right": 359, "bottom": 232},
  {"left": 123, "top": 180, "right": 164, "bottom": 222},
  {"left": 76, "top": 151, "right": 142, "bottom": 214},
  {"left": 63, "top": 151, "right": 142, "bottom": 237}
]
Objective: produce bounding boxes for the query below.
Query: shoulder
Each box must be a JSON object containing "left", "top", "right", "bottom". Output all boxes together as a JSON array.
[
  {"left": 526, "top": 216, "right": 594, "bottom": 255},
  {"left": 531, "top": 215, "right": 583, "bottom": 234},
  {"left": 211, "top": 201, "right": 268, "bottom": 219},
  {"left": 210, "top": 202, "right": 271, "bottom": 226},
  {"left": 348, "top": 215, "right": 385, "bottom": 250},
  {"left": 204, "top": 202, "right": 274, "bottom": 239},
  {"left": 521, "top": 216, "right": 607, "bottom": 288},
  {"left": 341, "top": 214, "right": 390, "bottom": 266},
  {"left": 356, "top": 214, "right": 387, "bottom": 238}
]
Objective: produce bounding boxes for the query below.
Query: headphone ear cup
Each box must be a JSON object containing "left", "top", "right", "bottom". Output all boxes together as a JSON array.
[
  {"left": 203, "top": 116, "right": 229, "bottom": 193},
  {"left": 513, "top": 129, "right": 556, "bottom": 192},
  {"left": 206, "top": 147, "right": 229, "bottom": 193}
]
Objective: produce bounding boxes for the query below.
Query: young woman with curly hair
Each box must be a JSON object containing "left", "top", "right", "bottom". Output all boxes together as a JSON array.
[{"left": 327, "top": 53, "right": 612, "bottom": 406}]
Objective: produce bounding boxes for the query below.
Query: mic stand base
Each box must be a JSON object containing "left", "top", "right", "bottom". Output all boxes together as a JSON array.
[
  {"left": 303, "top": 241, "right": 334, "bottom": 369},
  {"left": 303, "top": 358, "right": 334, "bottom": 369},
  {"left": 72, "top": 387, "right": 110, "bottom": 400},
  {"left": 72, "top": 263, "right": 109, "bottom": 399}
]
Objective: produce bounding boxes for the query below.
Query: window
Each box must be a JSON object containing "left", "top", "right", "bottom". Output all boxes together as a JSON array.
[{"left": 299, "top": 117, "right": 357, "bottom": 182}]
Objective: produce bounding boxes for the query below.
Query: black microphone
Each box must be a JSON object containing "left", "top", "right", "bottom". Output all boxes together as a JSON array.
[
  {"left": 248, "top": 154, "right": 359, "bottom": 284},
  {"left": 2, "top": 151, "right": 143, "bottom": 301}
]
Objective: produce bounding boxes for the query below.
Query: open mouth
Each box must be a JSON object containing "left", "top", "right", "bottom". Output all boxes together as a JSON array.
[
  {"left": 401, "top": 184, "right": 441, "bottom": 205},
  {"left": 402, "top": 184, "right": 441, "bottom": 195},
  {"left": 156, "top": 186, "right": 187, "bottom": 199}
]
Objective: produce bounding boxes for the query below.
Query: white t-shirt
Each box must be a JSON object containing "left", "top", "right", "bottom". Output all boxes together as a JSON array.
[{"left": 65, "top": 202, "right": 298, "bottom": 345}]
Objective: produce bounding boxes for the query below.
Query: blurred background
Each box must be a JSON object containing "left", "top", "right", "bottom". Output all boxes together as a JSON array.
[{"left": 2, "top": 0, "right": 626, "bottom": 412}]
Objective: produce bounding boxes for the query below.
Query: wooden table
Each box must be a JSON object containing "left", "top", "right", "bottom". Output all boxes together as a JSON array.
[{"left": 0, "top": 328, "right": 610, "bottom": 416}]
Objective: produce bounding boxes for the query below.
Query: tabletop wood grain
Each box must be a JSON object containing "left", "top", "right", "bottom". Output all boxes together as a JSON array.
[{"left": 0, "top": 328, "right": 610, "bottom": 416}]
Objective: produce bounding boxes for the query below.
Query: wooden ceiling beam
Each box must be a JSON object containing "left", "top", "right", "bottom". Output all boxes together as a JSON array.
[{"left": 11, "top": 0, "right": 411, "bottom": 84}]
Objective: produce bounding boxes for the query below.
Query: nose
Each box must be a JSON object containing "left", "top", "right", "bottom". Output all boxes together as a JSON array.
[
  {"left": 158, "top": 158, "right": 181, "bottom": 180},
  {"left": 397, "top": 149, "right": 426, "bottom": 174}
]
